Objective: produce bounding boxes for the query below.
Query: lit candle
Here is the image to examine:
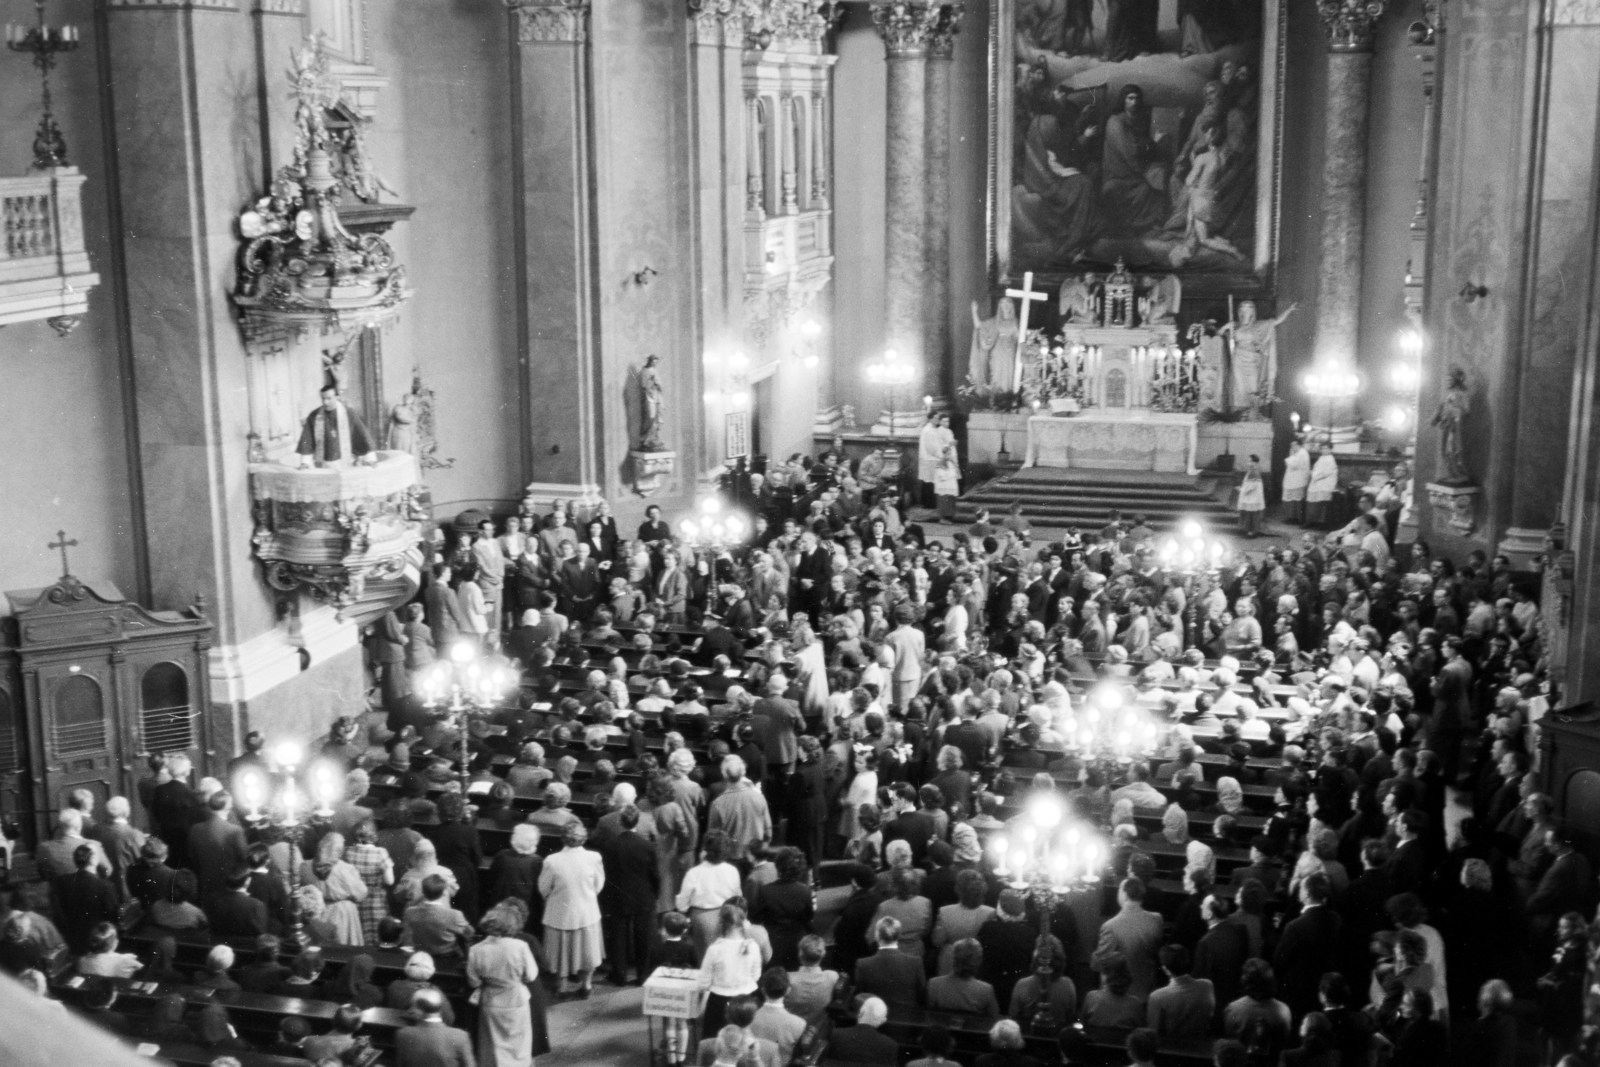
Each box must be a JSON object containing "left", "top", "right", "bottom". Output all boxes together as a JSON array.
[{"left": 282, "top": 778, "right": 299, "bottom": 825}]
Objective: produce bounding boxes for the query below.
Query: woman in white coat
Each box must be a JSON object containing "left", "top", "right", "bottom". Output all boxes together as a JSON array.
[
  {"left": 1306, "top": 443, "right": 1340, "bottom": 528},
  {"left": 537, "top": 821, "right": 606, "bottom": 998}
]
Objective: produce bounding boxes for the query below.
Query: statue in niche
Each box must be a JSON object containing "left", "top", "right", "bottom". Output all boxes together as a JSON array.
[
  {"left": 1222, "top": 298, "right": 1295, "bottom": 418},
  {"left": 296, "top": 383, "right": 376, "bottom": 469},
  {"left": 1138, "top": 273, "right": 1182, "bottom": 324},
  {"left": 639, "top": 354, "right": 666, "bottom": 451},
  {"left": 969, "top": 298, "right": 1020, "bottom": 389},
  {"left": 1431, "top": 365, "right": 1472, "bottom": 484}
]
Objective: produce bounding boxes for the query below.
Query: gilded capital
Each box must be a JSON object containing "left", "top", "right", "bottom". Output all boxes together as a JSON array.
[
  {"left": 870, "top": 0, "right": 945, "bottom": 58},
  {"left": 927, "top": 3, "right": 964, "bottom": 59},
  {"left": 687, "top": 0, "right": 738, "bottom": 46},
  {"left": 1318, "top": 0, "right": 1387, "bottom": 52},
  {"left": 506, "top": 0, "right": 591, "bottom": 44}
]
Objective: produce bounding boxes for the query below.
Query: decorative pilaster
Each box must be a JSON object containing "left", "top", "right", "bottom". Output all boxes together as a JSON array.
[
  {"left": 1308, "top": 0, "right": 1386, "bottom": 447},
  {"left": 872, "top": 0, "right": 943, "bottom": 387},
  {"left": 779, "top": 91, "right": 799, "bottom": 214},
  {"left": 687, "top": 0, "right": 736, "bottom": 46},
  {"left": 924, "top": 3, "right": 962, "bottom": 397},
  {"left": 509, "top": 0, "right": 590, "bottom": 42},
  {"left": 809, "top": 91, "right": 829, "bottom": 208},
  {"left": 744, "top": 92, "right": 765, "bottom": 218}
]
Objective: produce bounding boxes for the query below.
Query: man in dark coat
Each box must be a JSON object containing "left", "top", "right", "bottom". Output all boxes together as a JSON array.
[
  {"left": 830, "top": 865, "right": 882, "bottom": 980},
  {"left": 206, "top": 866, "right": 271, "bottom": 938},
  {"left": 1338, "top": 839, "right": 1394, "bottom": 994},
  {"left": 785, "top": 737, "right": 830, "bottom": 867},
  {"left": 55, "top": 844, "right": 119, "bottom": 956},
  {"left": 396, "top": 988, "right": 475, "bottom": 1067},
  {"left": 853, "top": 917, "right": 926, "bottom": 1008},
  {"left": 1193, "top": 894, "right": 1251, "bottom": 1020},
  {"left": 422, "top": 564, "right": 469, "bottom": 650},
  {"left": 245, "top": 843, "right": 293, "bottom": 937},
  {"left": 598, "top": 806, "right": 661, "bottom": 985},
  {"left": 1272, "top": 873, "right": 1343, "bottom": 1019},
  {"left": 150, "top": 755, "right": 201, "bottom": 869},
  {"left": 187, "top": 790, "right": 249, "bottom": 901}
]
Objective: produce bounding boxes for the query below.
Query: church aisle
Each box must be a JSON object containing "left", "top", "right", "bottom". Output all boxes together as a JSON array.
[{"left": 539, "top": 984, "right": 653, "bottom": 1067}]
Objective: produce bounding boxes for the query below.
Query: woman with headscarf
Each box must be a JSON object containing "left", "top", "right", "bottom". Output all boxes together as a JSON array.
[
  {"left": 1110, "top": 798, "right": 1136, "bottom": 832},
  {"left": 299, "top": 831, "right": 367, "bottom": 945},
  {"left": 394, "top": 837, "right": 460, "bottom": 911},
  {"left": 295, "top": 884, "right": 342, "bottom": 946},
  {"left": 1212, "top": 776, "right": 1245, "bottom": 816},
  {"left": 539, "top": 821, "right": 606, "bottom": 999},
  {"left": 1155, "top": 803, "right": 1190, "bottom": 846},
  {"left": 196, "top": 944, "right": 240, "bottom": 992},
  {"left": 468, "top": 903, "right": 542, "bottom": 1067},
  {"left": 328, "top": 952, "right": 385, "bottom": 1009},
  {"left": 433, "top": 792, "right": 484, "bottom": 925},
  {"left": 1185, "top": 840, "right": 1216, "bottom": 883},
  {"left": 385, "top": 951, "right": 456, "bottom": 1024},
  {"left": 950, "top": 821, "right": 983, "bottom": 869},
  {"left": 194, "top": 1004, "right": 252, "bottom": 1053},
  {"left": 343, "top": 820, "right": 395, "bottom": 946}
]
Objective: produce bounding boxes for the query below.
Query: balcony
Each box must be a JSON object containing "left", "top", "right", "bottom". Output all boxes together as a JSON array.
[{"left": 0, "top": 167, "right": 99, "bottom": 334}]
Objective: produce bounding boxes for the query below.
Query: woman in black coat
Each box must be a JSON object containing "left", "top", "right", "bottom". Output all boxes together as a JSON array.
[
  {"left": 752, "top": 847, "right": 816, "bottom": 971},
  {"left": 432, "top": 792, "right": 485, "bottom": 924},
  {"left": 1461, "top": 979, "right": 1518, "bottom": 1067},
  {"left": 1391, "top": 989, "right": 1450, "bottom": 1067}
]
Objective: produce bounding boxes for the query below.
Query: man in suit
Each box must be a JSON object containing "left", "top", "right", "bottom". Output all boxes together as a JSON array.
[
  {"left": 1338, "top": 839, "right": 1393, "bottom": 995},
  {"left": 884, "top": 604, "right": 925, "bottom": 711},
  {"left": 1272, "top": 872, "right": 1343, "bottom": 1019},
  {"left": 785, "top": 736, "right": 830, "bottom": 867},
  {"left": 881, "top": 783, "right": 937, "bottom": 867},
  {"left": 750, "top": 676, "right": 805, "bottom": 802},
  {"left": 188, "top": 789, "right": 249, "bottom": 901},
  {"left": 150, "top": 752, "right": 201, "bottom": 869},
  {"left": 1385, "top": 810, "right": 1429, "bottom": 898},
  {"left": 831, "top": 865, "right": 880, "bottom": 979},
  {"left": 750, "top": 968, "right": 808, "bottom": 1066},
  {"left": 1096, "top": 878, "right": 1165, "bottom": 999},
  {"left": 1193, "top": 894, "right": 1251, "bottom": 1019},
  {"left": 1229, "top": 835, "right": 1286, "bottom": 895},
  {"left": 244, "top": 842, "right": 292, "bottom": 936},
  {"left": 403, "top": 874, "right": 474, "bottom": 957},
  {"left": 55, "top": 844, "right": 119, "bottom": 956},
  {"left": 1146, "top": 943, "right": 1216, "bottom": 1041},
  {"left": 35, "top": 808, "right": 110, "bottom": 884},
  {"left": 792, "top": 531, "right": 832, "bottom": 622},
  {"left": 827, "top": 995, "right": 898, "bottom": 1064},
  {"left": 126, "top": 837, "right": 177, "bottom": 907},
  {"left": 396, "top": 988, "right": 475, "bottom": 1067},
  {"left": 559, "top": 541, "right": 603, "bottom": 622},
  {"left": 853, "top": 916, "right": 926, "bottom": 1008},
  {"left": 422, "top": 563, "right": 469, "bottom": 651},
  {"left": 206, "top": 866, "right": 271, "bottom": 938},
  {"left": 599, "top": 805, "right": 660, "bottom": 985},
  {"left": 1528, "top": 824, "right": 1596, "bottom": 947}
]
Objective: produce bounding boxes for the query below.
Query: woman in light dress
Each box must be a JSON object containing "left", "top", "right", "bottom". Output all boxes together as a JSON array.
[
  {"left": 394, "top": 838, "right": 460, "bottom": 910},
  {"left": 790, "top": 622, "right": 829, "bottom": 721},
  {"left": 299, "top": 831, "right": 367, "bottom": 945},
  {"left": 467, "top": 902, "right": 541, "bottom": 1067},
  {"left": 538, "top": 821, "right": 606, "bottom": 998}
]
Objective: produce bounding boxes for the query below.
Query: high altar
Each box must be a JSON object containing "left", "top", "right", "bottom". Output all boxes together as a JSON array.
[{"left": 1022, "top": 263, "right": 1199, "bottom": 474}]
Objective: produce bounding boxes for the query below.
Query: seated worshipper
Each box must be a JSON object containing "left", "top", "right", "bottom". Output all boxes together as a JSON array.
[
  {"left": 528, "top": 781, "right": 584, "bottom": 834},
  {"left": 385, "top": 950, "right": 457, "bottom": 1025},
  {"left": 137, "top": 993, "right": 197, "bottom": 1046},
  {"left": 301, "top": 1003, "right": 365, "bottom": 1063},
  {"left": 928, "top": 938, "right": 1002, "bottom": 1016},
  {"left": 236, "top": 934, "right": 290, "bottom": 993},
  {"left": 394, "top": 837, "right": 460, "bottom": 909},
  {"left": 196, "top": 944, "right": 241, "bottom": 992},
  {"left": 402, "top": 873, "right": 475, "bottom": 957},
  {"left": 76, "top": 923, "right": 142, "bottom": 978},
  {"left": 328, "top": 952, "right": 385, "bottom": 1009},
  {"left": 1081, "top": 953, "right": 1145, "bottom": 1029},
  {"left": 269, "top": 949, "right": 329, "bottom": 1000},
  {"left": 1146, "top": 944, "right": 1216, "bottom": 1040},
  {"left": 784, "top": 934, "right": 841, "bottom": 1023},
  {"left": 1110, "top": 762, "right": 1168, "bottom": 811},
  {"left": 508, "top": 742, "right": 554, "bottom": 798},
  {"left": 854, "top": 915, "right": 927, "bottom": 1008},
  {"left": 133, "top": 934, "right": 186, "bottom": 984},
  {"left": 154, "top": 868, "right": 211, "bottom": 930},
  {"left": 828, "top": 995, "right": 898, "bottom": 1065}
]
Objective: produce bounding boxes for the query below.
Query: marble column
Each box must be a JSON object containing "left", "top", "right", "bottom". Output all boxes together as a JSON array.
[
  {"left": 745, "top": 92, "right": 766, "bottom": 220},
  {"left": 1310, "top": 0, "right": 1386, "bottom": 448},
  {"left": 872, "top": 0, "right": 943, "bottom": 430},
  {"left": 506, "top": 0, "right": 603, "bottom": 507},
  {"left": 924, "top": 5, "right": 962, "bottom": 400}
]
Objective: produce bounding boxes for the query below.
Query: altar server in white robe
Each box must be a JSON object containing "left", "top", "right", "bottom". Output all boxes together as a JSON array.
[{"left": 1306, "top": 444, "right": 1340, "bottom": 529}]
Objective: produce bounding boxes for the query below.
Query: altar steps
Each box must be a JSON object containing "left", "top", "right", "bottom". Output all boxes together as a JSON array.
[{"left": 956, "top": 468, "right": 1239, "bottom": 531}]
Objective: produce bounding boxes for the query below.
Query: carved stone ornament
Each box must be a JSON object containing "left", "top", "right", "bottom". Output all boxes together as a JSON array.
[
  {"left": 687, "top": 0, "right": 738, "bottom": 46},
  {"left": 630, "top": 449, "right": 677, "bottom": 498},
  {"left": 735, "top": 0, "right": 846, "bottom": 49},
  {"left": 870, "top": 0, "right": 947, "bottom": 57},
  {"left": 1424, "top": 480, "right": 1479, "bottom": 536},
  {"left": 232, "top": 38, "right": 409, "bottom": 343},
  {"left": 1317, "top": 0, "right": 1387, "bottom": 52},
  {"left": 507, "top": 0, "right": 591, "bottom": 44},
  {"left": 927, "top": 2, "right": 964, "bottom": 59}
]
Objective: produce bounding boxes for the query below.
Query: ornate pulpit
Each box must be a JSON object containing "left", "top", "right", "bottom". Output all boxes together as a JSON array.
[
  {"left": 1537, "top": 702, "right": 1600, "bottom": 858},
  {"left": 0, "top": 566, "right": 213, "bottom": 856}
]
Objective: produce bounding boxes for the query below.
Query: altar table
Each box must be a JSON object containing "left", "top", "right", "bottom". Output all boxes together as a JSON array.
[{"left": 1022, "top": 411, "right": 1199, "bottom": 475}]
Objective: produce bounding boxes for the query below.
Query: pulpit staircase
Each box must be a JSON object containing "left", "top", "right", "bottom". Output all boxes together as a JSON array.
[{"left": 955, "top": 468, "right": 1239, "bottom": 532}]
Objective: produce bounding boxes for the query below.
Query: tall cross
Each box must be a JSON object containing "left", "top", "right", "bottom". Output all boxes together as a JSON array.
[
  {"left": 1005, "top": 271, "right": 1049, "bottom": 392},
  {"left": 48, "top": 529, "right": 78, "bottom": 578}
]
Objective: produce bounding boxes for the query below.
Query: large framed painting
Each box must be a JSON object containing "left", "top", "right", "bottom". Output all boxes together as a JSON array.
[{"left": 988, "top": 0, "right": 1286, "bottom": 294}]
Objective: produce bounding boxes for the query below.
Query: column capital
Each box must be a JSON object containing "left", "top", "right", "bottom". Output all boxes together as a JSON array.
[
  {"left": 506, "top": 0, "right": 590, "bottom": 44},
  {"left": 686, "top": 0, "right": 738, "bottom": 46},
  {"left": 870, "top": 0, "right": 945, "bottom": 59},
  {"left": 1317, "top": 0, "right": 1387, "bottom": 52},
  {"left": 927, "top": 3, "right": 964, "bottom": 60}
]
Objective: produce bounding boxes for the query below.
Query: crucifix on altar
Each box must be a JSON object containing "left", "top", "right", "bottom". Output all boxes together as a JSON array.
[{"left": 1005, "top": 271, "right": 1048, "bottom": 392}]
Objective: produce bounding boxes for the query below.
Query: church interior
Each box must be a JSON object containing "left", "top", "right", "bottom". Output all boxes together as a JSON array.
[{"left": 6, "top": 0, "right": 1600, "bottom": 1064}]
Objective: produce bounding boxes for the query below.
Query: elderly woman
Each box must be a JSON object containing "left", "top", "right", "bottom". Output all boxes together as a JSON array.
[
  {"left": 527, "top": 781, "right": 583, "bottom": 835},
  {"left": 677, "top": 829, "right": 743, "bottom": 961},
  {"left": 1212, "top": 776, "right": 1245, "bottom": 816},
  {"left": 538, "top": 822, "right": 605, "bottom": 998},
  {"left": 508, "top": 742, "right": 553, "bottom": 798},
  {"left": 468, "top": 902, "right": 542, "bottom": 1067},
  {"left": 489, "top": 823, "right": 544, "bottom": 929},
  {"left": 394, "top": 838, "right": 460, "bottom": 910},
  {"left": 196, "top": 945, "right": 240, "bottom": 992},
  {"left": 976, "top": 1019, "right": 1038, "bottom": 1067},
  {"left": 1155, "top": 803, "right": 1191, "bottom": 846},
  {"left": 933, "top": 869, "right": 995, "bottom": 976},
  {"left": 385, "top": 951, "right": 455, "bottom": 1024},
  {"left": 433, "top": 793, "right": 484, "bottom": 925},
  {"left": 343, "top": 820, "right": 395, "bottom": 945},
  {"left": 299, "top": 832, "right": 368, "bottom": 945}
]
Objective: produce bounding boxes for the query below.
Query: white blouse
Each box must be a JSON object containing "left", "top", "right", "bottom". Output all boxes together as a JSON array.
[
  {"left": 698, "top": 935, "right": 763, "bottom": 997},
  {"left": 676, "top": 861, "right": 742, "bottom": 912}
]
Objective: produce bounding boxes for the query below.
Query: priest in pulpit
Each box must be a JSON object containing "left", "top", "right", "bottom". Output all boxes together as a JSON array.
[{"left": 296, "top": 384, "right": 377, "bottom": 468}]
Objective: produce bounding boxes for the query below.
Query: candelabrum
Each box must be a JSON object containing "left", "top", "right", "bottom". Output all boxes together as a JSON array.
[
  {"left": 233, "top": 741, "right": 341, "bottom": 952},
  {"left": 678, "top": 493, "right": 751, "bottom": 560},
  {"left": 1159, "top": 519, "right": 1228, "bottom": 650},
  {"left": 1385, "top": 327, "right": 1423, "bottom": 449},
  {"left": 864, "top": 348, "right": 917, "bottom": 434},
  {"left": 6, "top": 1, "right": 79, "bottom": 169},
  {"left": 417, "top": 641, "right": 519, "bottom": 797},
  {"left": 987, "top": 789, "right": 1108, "bottom": 929},
  {"left": 1301, "top": 363, "right": 1362, "bottom": 443}
]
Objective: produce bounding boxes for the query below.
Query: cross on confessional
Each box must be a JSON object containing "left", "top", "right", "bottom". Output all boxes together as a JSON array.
[
  {"left": 49, "top": 529, "right": 78, "bottom": 578},
  {"left": 1005, "top": 271, "right": 1048, "bottom": 391}
]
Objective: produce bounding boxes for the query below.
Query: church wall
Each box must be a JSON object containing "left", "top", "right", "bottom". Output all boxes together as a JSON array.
[
  {"left": 366, "top": 0, "right": 522, "bottom": 518},
  {"left": 0, "top": 0, "right": 140, "bottom": 607}
]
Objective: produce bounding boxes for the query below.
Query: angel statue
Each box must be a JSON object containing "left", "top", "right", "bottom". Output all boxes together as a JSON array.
[{"left": 1431, "top": 366, "right": 1472, "bottom": 484}]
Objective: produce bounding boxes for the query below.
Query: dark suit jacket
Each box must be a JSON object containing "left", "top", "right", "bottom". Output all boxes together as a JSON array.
[
  {"left": 395, "top": 1020, "right": 476, "bottom": 1067},
  {"left": 853, "top": 947, "right": 926, "bottom": 1007},
  {"left": 188, "top": 816, "right": 249, "bottom": 900},
  {"left": 1193, "top": 919, "right": 1251, "bottom": 1011},
  {"left": 1386, "top": 839, "right": 1428, "bottom": 898},
  {"left": 599, "top": 830, "right": 660, "bottom": 915},
  {"left": 247, "top": 868, "right": 292, "bottom": 936},
  {"left": 1528, "top": 850, "right": 1595, "bottom": 918},
  {"left": 1272, "top": 904, "right": 1343, "bottom": 1015},
  {"left": 832, "top": 889, "right": 879, "bottom": 977},
  {"left": 55, "top": 869, "right": 119, "bottom": 954},
  {"left": 205, "top": 890, "right": 270, "bottom": 938},
  {"left": 827, "top": 1024, "right": 899, "bottom": 1065},
  {"left": 882, "top": 811, "right": 937, "bottom": 867},
  {"left": 150, "top": 779, "right": 200, "bottom": 864},
  {"left": 423, "top": 581, "right": 468, "bottom": 645}
]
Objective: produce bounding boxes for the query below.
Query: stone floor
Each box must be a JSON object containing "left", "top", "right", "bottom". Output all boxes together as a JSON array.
[{"left": 541, "top": 983, "right": 656, "bottom": 1067}]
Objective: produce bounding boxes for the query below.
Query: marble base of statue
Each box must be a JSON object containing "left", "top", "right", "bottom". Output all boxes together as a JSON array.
[
  {"left": 630, "top": 449, "right": 677, "bottom": 497},
  {"left": 1425, "top": 481, "right": 1480, "bottom": 536}
]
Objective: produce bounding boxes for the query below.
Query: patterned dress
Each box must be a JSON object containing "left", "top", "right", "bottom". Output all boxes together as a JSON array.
[{"left": 343, "top": 841, "right": 393, "bottom": 946}]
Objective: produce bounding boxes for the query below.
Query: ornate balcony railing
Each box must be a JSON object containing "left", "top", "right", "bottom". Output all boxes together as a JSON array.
[{"left": 0, "top": 166, "right": 98, "bottom": 335}]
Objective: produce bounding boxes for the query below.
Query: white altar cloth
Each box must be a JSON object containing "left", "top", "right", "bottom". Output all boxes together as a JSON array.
[{"left": 1022, "top": 412, "right": 1199, "bottom": 475}]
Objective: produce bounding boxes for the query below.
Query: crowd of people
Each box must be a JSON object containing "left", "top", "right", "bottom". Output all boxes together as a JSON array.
[{"left": 2, "top": 436, "right": 1591, "bottom": 1067}]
